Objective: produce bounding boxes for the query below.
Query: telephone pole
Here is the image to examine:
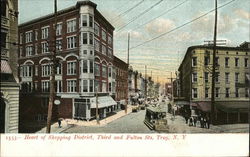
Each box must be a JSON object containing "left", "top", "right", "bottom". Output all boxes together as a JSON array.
[
  {"left": 46, "top": 0, "right": 57, "bottom": 133},
  {"left": 211, "top": 0, "right": 218, "bottom": 124},
  {"left": 126, "top": 33, "right": 130, "bottom": 114},
  {"left": 145, "top": 65, "right": 147, "bottom": 99}
]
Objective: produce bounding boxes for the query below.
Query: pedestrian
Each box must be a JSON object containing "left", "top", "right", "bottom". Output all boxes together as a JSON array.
[
  {"left": 203, "top": 117, "right": 207, "bottom": 129},
  {"left": 189, "top": 117, "right": 193, "bottom": 126},
  {"left": 207, "top": 115, "right": 210, "bottom": 129},
  {"left": 193, "top": 117, "right": 197, "bottom": 127},
  {"left": 200, "top": 117, "right": 204, "bottom": 128},
  {"left": 58, "top": 118, "right": 62, "bottom": 128}
]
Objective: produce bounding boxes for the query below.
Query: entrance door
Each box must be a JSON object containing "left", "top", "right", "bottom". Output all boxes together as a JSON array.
[
  {"left": 0, "top": 97, "right": 6, "bottom": 133},
  {"left": 74, "top": 102, "right": 86, "bottom": 119}
]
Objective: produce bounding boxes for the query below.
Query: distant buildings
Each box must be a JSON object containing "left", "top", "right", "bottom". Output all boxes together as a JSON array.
[
  {"left": 0, "top": 0, "right": 19, "bottom": 133},
  {"left": 17, "top": 1, "right": 127, "bottom": 125},
  {"left": 178, "top": 42, "right": 250, "bottom": 124}
]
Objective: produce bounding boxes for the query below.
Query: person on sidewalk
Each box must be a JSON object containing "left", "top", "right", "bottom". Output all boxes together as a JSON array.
[
  {"left": 193, "top": 117, "right": 197, "bottom": 127},
  {"left": 58, "top": 118, "right": 62, "bottom": 128}
]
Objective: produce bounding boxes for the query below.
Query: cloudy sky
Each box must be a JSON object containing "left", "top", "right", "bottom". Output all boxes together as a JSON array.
[{"left": 19, "top": 0, "right": 250, "bottom": 84}]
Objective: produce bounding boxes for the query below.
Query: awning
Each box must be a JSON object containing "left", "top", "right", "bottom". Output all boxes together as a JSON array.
[
  {"left": 197, "top": 102, "right": 211, "bottom": 112},
  {"left": 216, "top": 101, "right": 249, "bottom": 113},
  {"left": 90, "top": 96, "right": 117, "bottom": 109},
  {"left": 190, "top": 102, "right": 198, "bottom": 107},
  {"left": 1, "top": 60, "right": 12, "bottom": 74},
  {"left": 175, "top": 101, "right": 190, "bottom": 107}
]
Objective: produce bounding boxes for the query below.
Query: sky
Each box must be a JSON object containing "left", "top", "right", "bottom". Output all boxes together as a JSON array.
[{"left": 19, "top": 0, "right": 250, "bottom": 84}]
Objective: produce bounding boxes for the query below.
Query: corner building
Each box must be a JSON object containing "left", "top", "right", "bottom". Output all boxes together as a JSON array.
[{"left": 18, "top": 1, "right": 118, "bottom": 123}]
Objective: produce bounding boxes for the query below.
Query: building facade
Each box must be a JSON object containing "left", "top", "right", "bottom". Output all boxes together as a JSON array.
[
  {"left": 1, "top": 0, "right": 19, "bottom": 133},
  {"left": 179, "top": 43, "right": 250, "bottom": 124},
  {"left": 18, "top": 1, "right": 121, "bottom": 124},
  {"left": 114, "top": 56, "right": 128, "bottom": 108}
]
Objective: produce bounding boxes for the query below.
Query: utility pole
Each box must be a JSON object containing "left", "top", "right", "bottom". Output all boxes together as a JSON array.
[
  {"left": 145, "top": 65, "right": 147, "bottom": 100},
  {"left": 46, "top": 0, "right": 57, "bottom": 133},
  {"left": 211, "top": 0, "right": 218, "bottom": 124},
  {"left": 126, "top": 33, "right": 130, "bottom": 114},
  {"left": 95, "top": 87, "right": 100, "bottom": 124}
]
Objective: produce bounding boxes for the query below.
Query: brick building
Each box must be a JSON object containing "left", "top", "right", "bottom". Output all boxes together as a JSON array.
[
  {"left": 114, "top": 56, "right": 128, "bottom": 108},
  {"left": 1, "top": 0, "right": 19, "bottom": 133},
  {"left": 18, "top": 1, "right": 123, "bottom": 125}
]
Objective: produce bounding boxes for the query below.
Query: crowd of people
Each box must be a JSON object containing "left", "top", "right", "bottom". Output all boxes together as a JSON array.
[{"left": 182, "top": 109, "right": 210, "bottom": 129}]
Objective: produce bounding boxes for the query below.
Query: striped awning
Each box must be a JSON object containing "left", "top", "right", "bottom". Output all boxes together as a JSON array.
[{"left": 1, "top": 60, "right": 12, "bottom": 74}]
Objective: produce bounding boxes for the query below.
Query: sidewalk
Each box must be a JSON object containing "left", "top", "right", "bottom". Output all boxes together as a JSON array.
[{"left": 36, "top": 106, "right": 132, "bottom": 133}]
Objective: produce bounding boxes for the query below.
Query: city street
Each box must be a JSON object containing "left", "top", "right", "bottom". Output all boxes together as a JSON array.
[{"left": 63, "top": 109, "right": 156, "bottom": 133}]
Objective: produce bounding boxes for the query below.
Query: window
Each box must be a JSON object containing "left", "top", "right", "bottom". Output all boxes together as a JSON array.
[
  {"left": 204, "top": 72, "right": 209, "bottom": 83},
  {"left": 26, "top": 45, "right": 33, "bottom": 56},
  {"left": 102, "top": 81, "right": 107, "bottom": 92},
  {"left": 225, "top": 72, "right": 229, "bottom": 83},
  {"left": 235, "top": 88, "right": 239, "bottom": 97},
  {"left": 83, "top": 60, "right": 88, "bottom": 73},
  {"left": 89, "top": 15, "right": 93, "bottom": 27},
  {"left": 235, "top": 58, "right": 239, "bottom": 67},
  {"left": 95, "top": 63, "right": 100, "bottom": 76},
  {"left": 109, "top": 82, "right": 112, "bottom": 92},
  {"left": 56, "top": 23, "right": 62, "bottom": 36},
  {"left": 225, "top": 57, "right": 229, "bottom": 67},
  {"left": 192, "top": 88, "right": 197, "bottom": 98},
  {"left": 56, "top": 63, "right": 62, "bottom": 75},
  {"left": 22, "top": 65, "right": 33, "bottom": 77},
  {"left": 41, "top": 42, "right": 49, "bottom": 53},
  {"left": 56, "top": 39, "right": 62, "bottom": 50},
  {"left": 215, "top": 88, "right": 219, "bottom": 98},
  {"left": 192, "top": 57, "right": 197, "bottom": 67},
  {"left": 204, "top": 56, "right": 210, "bottom": 66},
  {"left": 89, "top": 33, "right": 93, "bottom": 45},
  {"left": 42, "top": 81, "right": 50, "bottom": 92},
  {"left": 35, "top": 30, "right": 38, "bottom": 40},
  {"left": 108, "top": 67, "right": 112, "bottom": 77},
  {"left": 35, "top": 65, "right": 38, "bottom": 76},
  {"left": 20, "top": 33, "right": 23, "bottom": 44},
  {"left": 102, "top": 29, "right": 106, "bottom": 41},
  {"left": 225, "top": 88, "right": 230, "bottom": 98},
  {"left": 112, "top": 81, "right": 116, "bottom": 93},
  {"left": 55, "top": 80, "right": 62, "bottom": 93},
  {"left": 21, "top": 82, "right": 32, "bottom": 93},
  {"left": 89, "top": 80, "right": 94, "bottom": 92},
  {"left": 215, "top": 72, "right": 219, "bottom": 83},
  {"left": 94, "top": 23, "right": 100, "bottom": 36},
  {"left": 192, "top": 73, "right": 197, "bottom": 83},
  {"left": 67, "top": 36, "right": 77, "bottom": 49},
  {"left": 95, "top": 80, "right": 100, "bottom": 92},
  {"left": 90, "top": 50, "right": 93, "bottom": 55},
  {"left": 245, "top": 88, "right": 249, "bottom": 97},
  {"left": 205, "top": 88, "right": 209, "bottom": 98},
  {"left": 25, "top": 31, "right": 33, "bottom": 43},
  {"left": 67, "top": 80, "right": 76, "bottom": 92},
  {"left": 108, "top": 35, "right": 112, "bottom": 46},
  {"left": 235, "top": 73, "right": 239, "bottom": 83},
  {"left": 102, "top": 45, "right": 106, "bottom": 54},
  {"left": 83, "top": 50, "right": 87, "bottom": 55},
  {"left": 112, "top": 67, "right": 116, "bottom": 79},
  {"left": 245, "top": 58, "right": 248, "bottom": 67},
  {"left": 215, "top": 57, "right": 219, "bottom": 66},
  {"left": 90, "top": 60, "right": 94, "bottom": 73},
  {"left": 82, "top": 33, "right": 88, "bottom": 44},
  {"left": 83, "top": 80, "right": 88, "bottom": 92},
  {"left": 67, "top": 61, "right": 76, "bottom": 75},
  {"left": 94, "top": 39, "right": 100, "bottom": 51},
  {"left": 102, "top": 65, "right": 107, "bottom": 78},
  {"left": 41, "top": 27, "right": 49, "bottom": 39},
  {"left": 245, "top": 73, "right": 249, "bottom": 84},
  {"left": 42, "top": 64, "right": 51, "bottom": 77},
  {"left": 82, "top": 15, "right": 87, "bottom": 26},
  {"left": 67, "top": 19, "right": 76, "bottom": 33},
  {"left": 108, "top": 48, "right": 112, "bottom": 57}
]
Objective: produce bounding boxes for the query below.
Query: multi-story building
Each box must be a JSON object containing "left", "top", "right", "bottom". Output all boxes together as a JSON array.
[
  {"left": 0, "top": 0, "right": 19, "bottom": 133},
  {"left": 18, "top": 1, "right": 121, "bottom": 125},
  {"left": 179, "top": 42, "right": 250, "bottom": 124},
  {"left": 114, "top": 56, "right": 128, "bottom": 108}
]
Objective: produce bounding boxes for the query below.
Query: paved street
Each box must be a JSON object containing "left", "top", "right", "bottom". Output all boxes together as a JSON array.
[{"left": 63, "top": 109, "right": 155, "bottom": 133}]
